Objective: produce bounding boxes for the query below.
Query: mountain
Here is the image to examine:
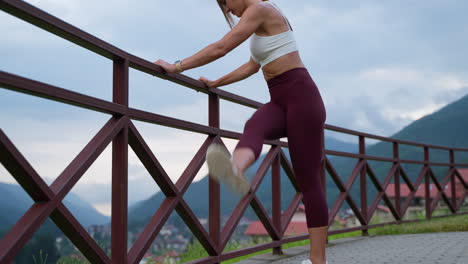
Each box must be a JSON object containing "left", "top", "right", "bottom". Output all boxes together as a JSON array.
[
  {"left": 392, "top": 93, "right": 468, "bottom": 147},
  {"left": 328, "top": 93, "right": 468, "bottom": 207},
  {"left": 325, "top": 136, "right": 359, "bottom": 154},
  {"left": 0, "top": 182, "right": 111, "bottom": 263},
  {"left": 0, "top": 182, "right": 110, "bottom": 229}
]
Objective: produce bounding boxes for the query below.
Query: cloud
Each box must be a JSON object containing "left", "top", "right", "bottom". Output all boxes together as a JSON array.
[
  {"left": 0, "top": 113, "right": 111, "bottom": 183},
  {"left": 322, "top": 66, "right": 468, "bottom": 137}
]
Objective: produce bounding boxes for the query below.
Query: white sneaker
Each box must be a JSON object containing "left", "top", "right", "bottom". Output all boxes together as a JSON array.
[
  {"left": 301, "top": 260, "right": 328, "bottom": 264},
  {"left": 206, "top": 144, "right": 250, "bottom": 196}
]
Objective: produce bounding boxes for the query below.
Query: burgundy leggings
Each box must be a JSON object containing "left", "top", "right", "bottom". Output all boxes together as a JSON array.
[{"left": 235, "top": 68, "right": 328, "bottom": 228}]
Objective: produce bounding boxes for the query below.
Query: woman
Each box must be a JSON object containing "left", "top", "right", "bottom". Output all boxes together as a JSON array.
[{"left": 155, "top": 1, "right": 328, "bottom": 263}]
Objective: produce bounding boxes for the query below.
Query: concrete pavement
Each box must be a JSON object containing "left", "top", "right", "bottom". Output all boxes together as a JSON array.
[{"left": 236, "top": 232, "right": 468, "bottom": 264}]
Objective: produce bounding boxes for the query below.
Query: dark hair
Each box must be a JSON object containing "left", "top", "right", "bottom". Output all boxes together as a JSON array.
[
  {"left": 216, "top": 0, "right": 236, "bottom": 28},
  {"left": 216, "top": 1, "right": 292, "bottom": 30}
]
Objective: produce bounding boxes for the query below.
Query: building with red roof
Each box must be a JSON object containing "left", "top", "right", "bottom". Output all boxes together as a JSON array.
[
  {"left": 244, "top": 204, "right": 309, "bottom": 237},
  {"left": 385, "top": 168, "right": 468, "bottom": 206}
]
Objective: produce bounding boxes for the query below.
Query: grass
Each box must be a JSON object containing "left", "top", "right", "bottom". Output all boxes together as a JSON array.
[
  {"left": 369, "top": 213, "right": 468, "bottom": 235},
  {"left": 32, "top": 250, "right": 48, "bottom": 264},
  {"left": 56, "top": 257, "right": 90, "bottom": 264},
  {"left": 56, "top": 255, "right": 90, "bottom": 264}
]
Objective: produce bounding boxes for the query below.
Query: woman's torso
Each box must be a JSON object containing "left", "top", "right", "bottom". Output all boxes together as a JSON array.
[{"left": 252, "top": 1, "right": 305, "bottom": 81}]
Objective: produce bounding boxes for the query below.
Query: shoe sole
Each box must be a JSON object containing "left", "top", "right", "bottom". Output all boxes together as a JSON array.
[{"left": 206, "top": 144, "right": 250, "bottom": 196}]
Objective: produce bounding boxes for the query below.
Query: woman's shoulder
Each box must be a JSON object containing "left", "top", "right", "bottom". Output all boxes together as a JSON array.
[
  {"left": 245, "top": 1, "right": 271, "bottom": 15},
  {"left": 241, "top": 1, "right": 281, "bottom": 28},
  {"left": 247, "top": 1, "right": 286, "bottom": 20}
]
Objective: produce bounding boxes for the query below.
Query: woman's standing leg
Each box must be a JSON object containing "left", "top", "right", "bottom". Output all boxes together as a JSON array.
[
  {"left": 286, "top": 84, "right": 328, "bottom": 264},
  {"left": 288, "top": 115, "right": 328, "bottom": 264},
  {"left": 307, "top": 225, "right": 328, "bottom": 264},
  {"left": 288, "top": 125, "right": 328, "bottom": 263}
]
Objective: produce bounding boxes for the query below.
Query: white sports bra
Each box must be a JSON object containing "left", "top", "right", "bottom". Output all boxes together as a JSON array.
[{"left": 250, "top": 1, "right": 298, "bottom": 67}]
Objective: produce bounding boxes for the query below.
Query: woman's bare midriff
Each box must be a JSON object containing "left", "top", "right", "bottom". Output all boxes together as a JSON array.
[{"left": 262, "top": 51, "right": 306, "bottom": 81}]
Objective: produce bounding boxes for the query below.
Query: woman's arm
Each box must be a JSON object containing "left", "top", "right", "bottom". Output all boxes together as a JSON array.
[
  {"left": 155, "top": 4, "right": 266, "bottom": 73},
  {"left": 200, "top": 58, "right": 261, "bottom": 88}
]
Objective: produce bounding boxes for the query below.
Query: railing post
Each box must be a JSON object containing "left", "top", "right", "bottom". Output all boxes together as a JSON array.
[
  {"left": 272, "top": 151, "right": 283, "bottom": 254},
  {"left": 111, "top": 58, "right": 129, "bottom": 264},
  {"left": 449, "top": 150, "right": 456, "bottom": 212},
  {"left": 208, "top": 92, "right": 221, "bottom": 258},
  {"left": 321, "top": 128, "right": 329, "bottom": 244},
  {"left": 394, "top": 142, "right": 401, "bottom": 221},
  {"left": 359, "top": 136, "right": 368, "bottom": 236},
  {"left": 424, "top": 146, "right": 431, "bottom": 219}
]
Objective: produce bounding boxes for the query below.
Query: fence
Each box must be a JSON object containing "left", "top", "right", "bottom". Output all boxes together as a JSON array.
[{"left": 1, "top": 1, "right": 467, "bottom": 263}]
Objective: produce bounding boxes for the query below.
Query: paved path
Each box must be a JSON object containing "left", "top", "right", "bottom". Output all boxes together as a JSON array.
[{"left": 238, "top": 232, "right": 468, "bottom": 264}]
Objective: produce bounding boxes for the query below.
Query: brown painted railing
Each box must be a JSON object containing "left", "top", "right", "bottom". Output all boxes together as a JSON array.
[{"left": 1, "top": 1, "right": 467, "bottom": 263}]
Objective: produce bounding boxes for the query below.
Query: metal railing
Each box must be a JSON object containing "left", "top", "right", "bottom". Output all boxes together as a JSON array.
[{"left": 1, "top": 1, "right": 467, "bottom": 263}]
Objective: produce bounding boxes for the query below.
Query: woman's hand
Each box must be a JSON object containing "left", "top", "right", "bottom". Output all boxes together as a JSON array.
[
  {"left": 154, "top": 59, "right": 178, "bottom": 73},
  {"left": 199, "top": 76, "right": 217, "bottom": 89}
]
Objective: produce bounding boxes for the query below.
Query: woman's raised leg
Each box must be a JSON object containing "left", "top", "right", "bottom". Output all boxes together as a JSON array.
[
  {"left": 232, "top": 147, "right": 255, "bottom": 173},
  {"left": 232, "top": 101, "right": 287, "bottom": 172},
  {"left": 207, "top": 101, "right": 286, "bottom": 195}
]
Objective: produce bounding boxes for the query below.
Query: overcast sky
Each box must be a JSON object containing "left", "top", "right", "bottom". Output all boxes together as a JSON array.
[{"left": 1, "top": 0, "right": 467, "bottom": 216}]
